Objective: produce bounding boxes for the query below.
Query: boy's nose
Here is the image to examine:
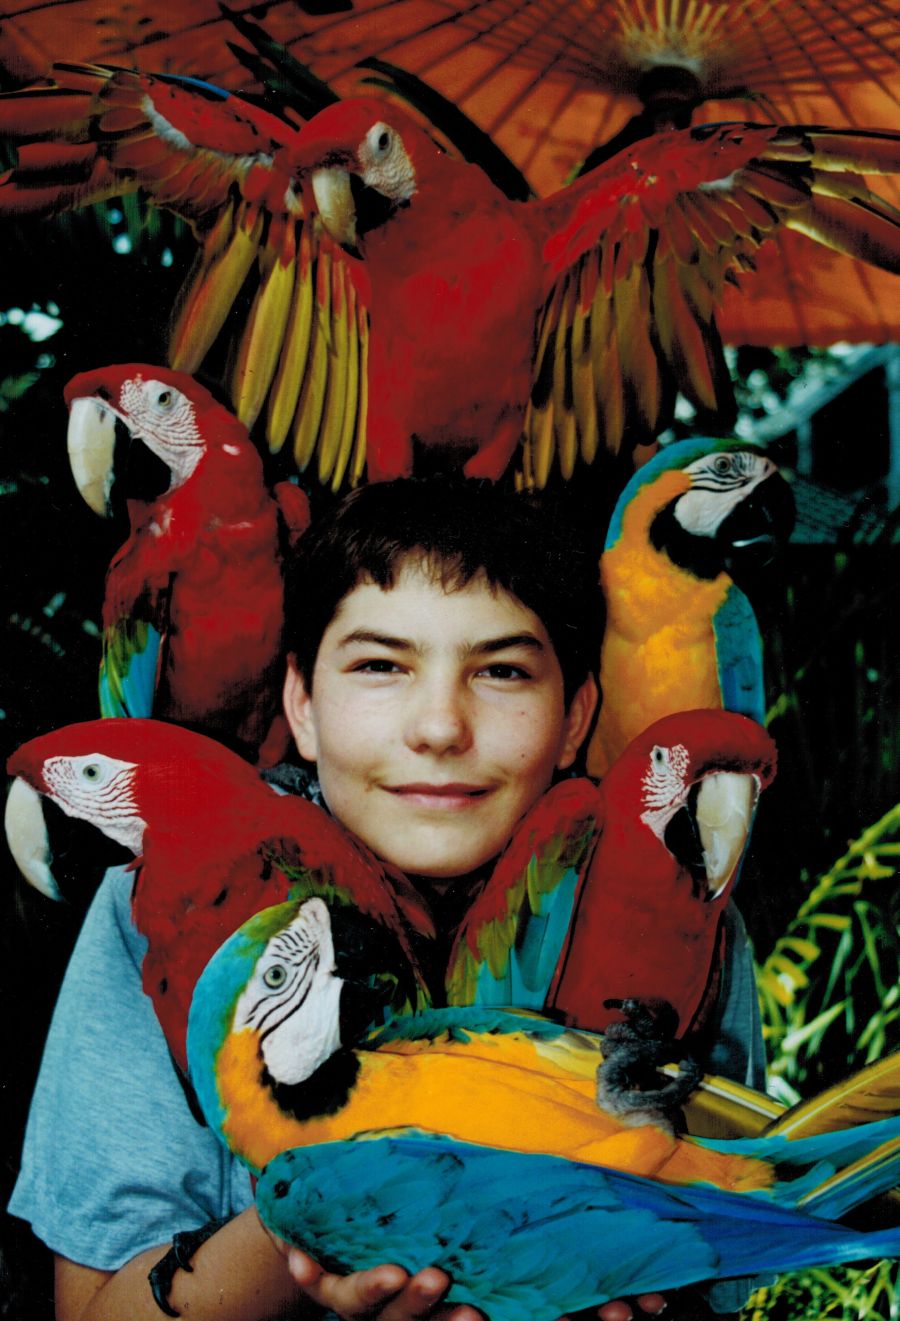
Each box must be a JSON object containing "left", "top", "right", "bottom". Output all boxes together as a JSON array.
[{"left": 404, "top": 681, "right": 473, "bottom": 755}]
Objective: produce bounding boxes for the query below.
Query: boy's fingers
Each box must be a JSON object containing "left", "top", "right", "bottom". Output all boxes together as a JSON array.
[
  {"left": 376, "top": 1267, "right": 454, "bottom": 1320},
  {"left": 568, "top": 1296, "right": 668, "bottom": 1321},
  {"left": 635, "top": 1295, "right": 667, "bottom": 1315},
  {"left": 597, "top": 1302, "right": 634, "bottom": 1321},
  {"left": 287, "top": 1248, "right": 410, "bottom": 1315}
]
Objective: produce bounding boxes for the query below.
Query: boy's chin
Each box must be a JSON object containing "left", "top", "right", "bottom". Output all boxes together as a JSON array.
[{"left": 379, "top": 838, "right": 500, "bottom": 890}]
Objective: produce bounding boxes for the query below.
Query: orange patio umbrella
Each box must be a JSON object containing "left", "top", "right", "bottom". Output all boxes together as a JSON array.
[{"left": 1, "top": 0, "right": 898, "bottom": 345}]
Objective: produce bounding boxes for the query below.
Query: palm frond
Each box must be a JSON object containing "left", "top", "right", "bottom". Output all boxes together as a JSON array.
[{"left": 756, "top": 803, "right": 900, "bottom": 1099}]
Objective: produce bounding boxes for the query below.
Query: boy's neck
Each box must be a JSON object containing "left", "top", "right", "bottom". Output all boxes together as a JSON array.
[{"left": 407, "top": 864, "right": 493, "bottom": 1003}]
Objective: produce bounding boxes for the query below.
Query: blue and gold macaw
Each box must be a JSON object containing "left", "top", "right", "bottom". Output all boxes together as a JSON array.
[
  {"left": 187, "top": 904, "right": 900, "bottom": 1317},
  {"left": 586, "top": 436, "right": 794, "bottom": 777},
  {"left": 256, "top": 1131, "right": 900, "bottom": 1321}
]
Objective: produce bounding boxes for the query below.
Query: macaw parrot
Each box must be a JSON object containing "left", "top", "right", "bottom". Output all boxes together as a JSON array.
[
  {"left": 65, "top": 364, "right": 312, "bottom": 765},
  {"left": 254, "top": 1128, "right": 900, "bottom": 1321},
  {"left": 585, "top": 437, "right": 795, "bottom": 778},
  {"left": 186, "top": 912, "right": 900, "bottom": 1318},
  {"left": 443, "top": 774, "right": 602, "bottom": 1010},
  {"left": 5, "top": 717, "right": 433, "bottom": 1072},
  {"left": 446, "top": 709, "right": 776, "bottom": 1108},
  {"left": 2, "top": 69, "right": 899, "bottom": 486}
]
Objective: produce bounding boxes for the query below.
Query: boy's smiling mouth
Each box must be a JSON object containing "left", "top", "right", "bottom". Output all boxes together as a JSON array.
[{"left": 386, "top": 782, "right": 492, "bottom": 809}]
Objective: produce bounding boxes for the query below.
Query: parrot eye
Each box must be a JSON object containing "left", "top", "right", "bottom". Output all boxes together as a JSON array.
[
  {"left": 712, "top": 455, "right": 733, "bottom": 475},
  {"left": 651, "top": 746, "right": 668, "bottom": 769},
  {"left": 81, "top": 763, "right": 102, "bottom": 781},
  {"left": 370, "top": 124, "right": 392, "bottom": 157},
  {"left": 155, "top": 389, "right": 174, "bottom": 409},
  {"left": 263, "top": 964, "right": 288, "bottom": 990}
]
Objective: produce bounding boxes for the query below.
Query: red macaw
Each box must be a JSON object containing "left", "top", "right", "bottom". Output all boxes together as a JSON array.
[
  {"left": 547, "top": 710, "right": 776, "bottom": 1049},
  {"left": 65, "top": 364, "right": 311, "bottom": 765},
  {"left": 6, "top": 718, "right": 434, "bottom": 1072},
  {"left": 2, "top": 70, "right": 899, "bottom": 486},
  {"left": 445, "top": 775, "right": 602, "bottom": 1009},
  {"left": 447, "top": 709, "right": 776, "bottom": 1108}
]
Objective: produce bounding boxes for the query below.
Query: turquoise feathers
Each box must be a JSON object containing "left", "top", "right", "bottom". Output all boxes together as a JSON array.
[{"left": 257, "top": 1131, "right": 900, "bottom": 1321}]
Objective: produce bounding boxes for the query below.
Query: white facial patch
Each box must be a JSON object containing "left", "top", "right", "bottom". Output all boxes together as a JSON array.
[
  {"left": 233, "top": 897, "right": 344, "bottom": 1086},
  {"left": 674, "top": 450, "right": 776, "bottom": 538},
  {"left": 41, "top": 753, "right": 145, "bottom": 853},
  {"left": 639, "top": 742, "right": 690, "bottom": 839},
  {"left": 119, "top": 376, "right": 205, "bottom": 488},
  {"left": 358, "top": 121, "right": 417, "bottom": 203}
]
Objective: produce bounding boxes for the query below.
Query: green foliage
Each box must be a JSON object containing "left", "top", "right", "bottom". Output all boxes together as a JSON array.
[
  {"left": 741, "top": 806, "right": 900, "bottom": 1321},
  {"left": 745, "top": 1261, "right": 900, "bottom": 1321},
  {"left": 756, "top": 803, "right": 900, "bottom": 1102}
]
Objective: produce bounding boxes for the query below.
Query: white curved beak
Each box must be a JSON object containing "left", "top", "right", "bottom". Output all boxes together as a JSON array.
[
  {"left": 311, "top": 167, "right": 358, "bottom": 249},
  {"left": 695, "top": 771, "right": 757, "bottom": 899},
  {"left": 5, "top": 777, "right": 61, "bottom": 900},
  {"left": 67, "top": 396, "right": 118, "bottom": 517}
]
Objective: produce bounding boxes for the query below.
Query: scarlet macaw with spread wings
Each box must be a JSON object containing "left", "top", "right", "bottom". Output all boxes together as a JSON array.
[{"left": 2, "top": 68, "right": 899, "bottom": 489}]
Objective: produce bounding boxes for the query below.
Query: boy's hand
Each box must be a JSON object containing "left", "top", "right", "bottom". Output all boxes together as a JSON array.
[
  {"left": 570, "top": 1291, "right": 729, "bottom": 1321},
  {"left": 286, "top": 1247, "right": 484, "bottom": 1320},
  {"left": 596, "top": 1298, "right": 667, "bottom": 1321}
]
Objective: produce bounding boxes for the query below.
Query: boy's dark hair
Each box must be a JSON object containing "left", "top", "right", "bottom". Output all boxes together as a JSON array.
[{"left": 284, "top": 477, "right": 603, "bottom": 705}]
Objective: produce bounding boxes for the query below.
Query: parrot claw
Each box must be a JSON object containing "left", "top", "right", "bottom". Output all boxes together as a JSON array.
[
  {"left": 148, "top": 1218, "right": 230, "bottom": 1316},
  {"left": 597, "top": 998, "right": 701, "bottom": 1127}
]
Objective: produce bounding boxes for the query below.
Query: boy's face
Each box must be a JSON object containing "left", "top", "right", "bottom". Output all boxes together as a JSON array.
[{"left": 284, "top": 561, "right": 596, "bottom": 884}]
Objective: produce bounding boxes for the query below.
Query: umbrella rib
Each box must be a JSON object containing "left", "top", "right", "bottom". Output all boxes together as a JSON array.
[
  {"left": 284, "top": 0, "right": 518, "bottom": 89},
  {"left": 765, "top": 0, "right": 899, "bottom": 121},
  {"left": 442, "top": 0, "right": 601, "bottom": 122},
  {"left": 798, "top": 0, "right": 900, "bottom": 110},
  {"left": 389, "top": 0, "right": 595, "bottom": 94},
  {"left": 747, "top": 5, "right": 810, "bottom": 123},
  {"left": 766, "top": 3, "right": 863, "bottom": 125}
]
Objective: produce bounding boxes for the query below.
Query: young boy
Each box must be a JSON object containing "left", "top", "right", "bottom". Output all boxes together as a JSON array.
[{"left": 9, "top": 478, "right": 764, "bottom": 1321}]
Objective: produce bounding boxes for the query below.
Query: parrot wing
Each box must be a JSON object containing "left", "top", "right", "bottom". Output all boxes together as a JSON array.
[
  {"left": 0, "top": 64, "right": 369, "bottom": 488},
  {"left": 712, "top": 583, "right": 765, "bottom": 723},
  {"left": 257, "top": 1133, "right": 900, "bottom": 1321},
  {"left": 523, "top": 124, "right": 900, "bottom": 486},
  {"left": 764, "top": 1049, "right": 900, "bottom": 1139},
  {"left": 98, "top": 526, "right": 173, "bottom": 719},
  {"left": 444, "top": 778, "right": 602, "bottom": 1009},
  {"left": 98, "top": 591, "right": 166, "bottom": 720}
]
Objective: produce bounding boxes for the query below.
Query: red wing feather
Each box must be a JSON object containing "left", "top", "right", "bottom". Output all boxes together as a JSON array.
[
  {"left": 522, "top": 124, "right": 900, "bottom": 487},
  {"left": 0, "top": 65, "right": 370, "bottom": 485}
]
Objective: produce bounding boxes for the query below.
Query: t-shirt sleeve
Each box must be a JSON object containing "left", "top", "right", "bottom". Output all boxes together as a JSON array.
[
  {"left": 8, "top": 866, "right": 253, "bottom": 1271},
  {"left": 697, "top": 903, "right": 773, "bottom": 1314},
  {"left": 704, "top": 901, "right": 767, "bottom": 1091}
]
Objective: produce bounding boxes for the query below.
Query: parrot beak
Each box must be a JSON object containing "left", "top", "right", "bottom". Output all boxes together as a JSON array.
[
  {"left": 67, "top": 395, "right": 118, "bottom": 517},
  {"left": 719, "top": 472, "right": 795, "bottom": 577},
  {"left": 5, "top": 777, "right": 61, "bottom": 900},
  {"left": 311, "top": 167, "right": 359, "bottom": 251},
  {"left": 693, "top": 771, "right": 757, "bottom": 899}
]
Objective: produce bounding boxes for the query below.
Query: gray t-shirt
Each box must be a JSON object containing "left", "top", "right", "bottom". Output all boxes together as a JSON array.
[
  {"left": 8, "top": 867, "right": 254, "bottom": 1269},
  {"left": 9, "top": 866, "right": 765, "bottom": 1272}
]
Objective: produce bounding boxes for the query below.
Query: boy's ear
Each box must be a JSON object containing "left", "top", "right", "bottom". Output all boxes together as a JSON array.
[
  {"left": 557, "top": 675, "right": 599, "bottom": 772},
  {"left": 283, "top": 660, "right": 318, "bottom": 763}
]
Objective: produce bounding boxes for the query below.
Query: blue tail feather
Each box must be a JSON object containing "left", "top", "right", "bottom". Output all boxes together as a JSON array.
[{"left": 256, "top": 1133, "right": 900, "bottom": 1321}]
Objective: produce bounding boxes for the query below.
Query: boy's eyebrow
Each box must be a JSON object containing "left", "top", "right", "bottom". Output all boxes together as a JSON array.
[
  {"left": 337, "top": 629, "right": 546, "bottom": 655},
  {"left": 466, "top": 633, "right": 546, "bottom": 657},
  {"left": 337, "top": 629, "right": 418, "bottom": 651}
]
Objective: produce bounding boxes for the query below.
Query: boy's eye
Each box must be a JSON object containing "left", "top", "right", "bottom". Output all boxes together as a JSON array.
[
  {"left": 353, "top": 658, "right": 403, "bottom": 674},
  {"left": 478, "top": 662, "right": 530, "bottom": 680}
]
